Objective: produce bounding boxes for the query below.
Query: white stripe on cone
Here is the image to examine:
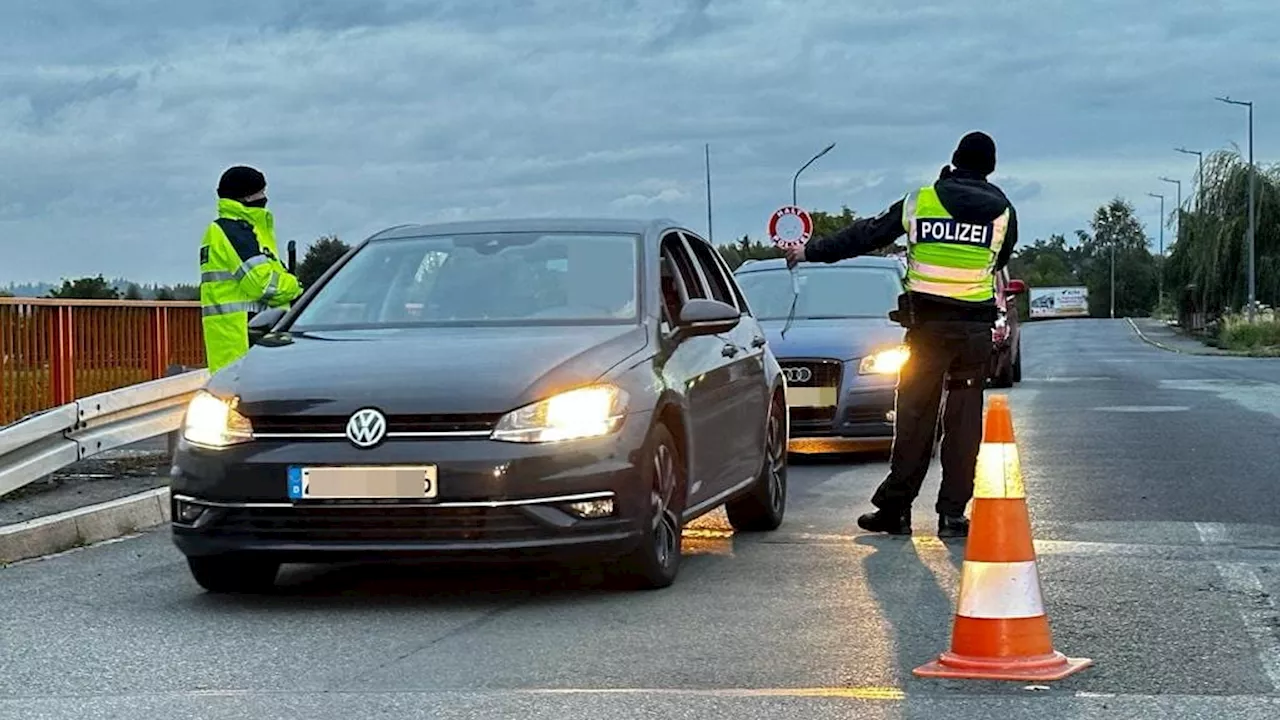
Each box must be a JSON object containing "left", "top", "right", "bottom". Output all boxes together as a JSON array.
[{"left": 956, "top": 560, "right": 1046, "bottom": 619}]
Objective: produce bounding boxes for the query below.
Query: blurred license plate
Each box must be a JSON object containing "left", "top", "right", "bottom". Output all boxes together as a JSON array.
[
  {"left": 287, "top": 466, "right": 438, "bottom": 500},
  {"left": 786, "top": 387, "right": 837, "bottom": 408}
]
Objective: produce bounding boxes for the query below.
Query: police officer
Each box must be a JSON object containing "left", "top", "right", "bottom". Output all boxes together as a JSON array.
[
  {"left": 199, "top": 166, "right": 302, "bottom": 373},
  {"left": 785, "top": 131, "right": 1018, "bottom": 537}
]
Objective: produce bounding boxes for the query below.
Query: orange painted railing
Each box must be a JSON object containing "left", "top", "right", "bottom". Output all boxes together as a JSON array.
[{"left": 0, "top": 298, "right": 205, "bottom": 425}]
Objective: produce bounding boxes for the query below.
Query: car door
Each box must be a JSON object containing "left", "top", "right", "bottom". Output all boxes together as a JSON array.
[
  {"left": 657, "top": 232, "right": 737, "bottom": 508},
  {"left": 681, "top": 231, "right": 769, "bottom": 490}
]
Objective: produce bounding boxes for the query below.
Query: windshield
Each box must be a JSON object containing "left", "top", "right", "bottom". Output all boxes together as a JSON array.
[
  {"left": 735, "top": 266, "right": 902, "bottom": 320},
  {"left": 289, "top": 232, "right": 641, "bottom": 329}
]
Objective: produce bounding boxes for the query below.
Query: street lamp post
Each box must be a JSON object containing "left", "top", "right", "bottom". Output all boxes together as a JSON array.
[
  {"left": 1148, "top": 192, "right": 1166, "bottom": 310},
  {"left": 1110, "top": 240, "right": 1116, "bottom": 319},
  {"left": 1175, "top": 147, "right": 1203, "bottom": 211},
  {"left": 1216, "top": 96, "right": 1256, "bottom": 321},
  {"left": 793, "top": 142, "right": 837, "bottom": 207}
]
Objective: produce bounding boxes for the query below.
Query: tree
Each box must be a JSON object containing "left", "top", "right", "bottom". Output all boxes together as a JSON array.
[
  {"left": 153, "top": 287, "right": 175, "bottom": 301},
  {"left": 298, "top": 235, "right": 351, "bottom": 288},
  {"left": 123, "top": 283, "right": 144, "bottom": 301},
  {"left": 48, "top": 275, "right": 120, "bottom": 300},
  {"left": 0, "top": 289, "right": 12, "bottom": 298},
  {"left": 1074, "top": 198, "right": 1158, "bottom": 317}
]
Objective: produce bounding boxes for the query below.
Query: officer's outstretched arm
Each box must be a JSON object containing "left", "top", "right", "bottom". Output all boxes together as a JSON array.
[{"left": 804, "top": 198, "right": 907, "bottom": 263}]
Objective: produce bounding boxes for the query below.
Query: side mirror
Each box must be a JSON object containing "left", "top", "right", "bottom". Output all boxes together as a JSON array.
[
  {"left": 286, "top": 240, "right": 298, "bottom": 274},
  {"left": 1006, "top": 279, "right": 1028, "bottom": 295},
  {"left": 676, "top": 298, "right": 741, "bottom": 338},
  {"left": 247, "top": 307, "right": 287, "bottom": 346}
]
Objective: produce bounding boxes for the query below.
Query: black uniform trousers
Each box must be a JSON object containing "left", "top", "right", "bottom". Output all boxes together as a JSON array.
[{"left": 871, "top": 319, "right": 992, "bottom": 517}]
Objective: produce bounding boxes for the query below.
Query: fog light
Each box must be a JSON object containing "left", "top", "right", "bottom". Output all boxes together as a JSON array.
[
  {"left": 175, "top": 499, "right": 207, "bottom": 524},
  {"left": 565, "top": 499, "right": 615, "bottom": 519}
]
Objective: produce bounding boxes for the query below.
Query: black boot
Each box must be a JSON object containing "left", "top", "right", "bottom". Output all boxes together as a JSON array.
[
  {"left": 938, "top": 514, "right": 970, "bottom": 538},
  {"left": 857, "top": 509, "right": 912, "bottom": 535}
]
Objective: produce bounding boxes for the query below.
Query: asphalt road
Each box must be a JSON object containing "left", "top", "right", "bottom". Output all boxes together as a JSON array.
[{"left": 2, "top": 319, "right": 1279, "bottom": 719}]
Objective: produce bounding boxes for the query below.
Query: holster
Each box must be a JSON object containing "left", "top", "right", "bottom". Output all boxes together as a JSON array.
[{"left": 888, "top": 292, "right": 917, "bottom": 328}]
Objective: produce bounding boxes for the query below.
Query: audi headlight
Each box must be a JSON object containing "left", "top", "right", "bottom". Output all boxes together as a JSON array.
[
  {"left": 859, "top": 346, "right": 910, "bottom": 375},
  {"left": 491, "top": 385, "right": 629, "bottom": 443},
  {"left": 182, "top": 390, "right": 253, "bottom": 448}
]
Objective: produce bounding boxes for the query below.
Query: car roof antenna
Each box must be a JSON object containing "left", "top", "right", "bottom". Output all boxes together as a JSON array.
[{"left": 780, "top": 266, "right": 799, "bottom": 339}]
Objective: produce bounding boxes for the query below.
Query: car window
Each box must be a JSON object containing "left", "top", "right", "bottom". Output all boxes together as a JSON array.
[
  {"left": 289, "top": 231, "right": 641, "bottom": 329},
  {"left": 683, "top": 232, "right": 738, "bottom": 310},
  {"left": 734, "top": 266, "right": 902, "bottom": 321},
  {"left": 662, "top": 233, "right": 706, "bottom": 301}
]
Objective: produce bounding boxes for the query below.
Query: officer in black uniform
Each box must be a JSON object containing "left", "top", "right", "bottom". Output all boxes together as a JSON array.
[{"left": 785, "top": 132, "right": 1019, "bottom": 537}]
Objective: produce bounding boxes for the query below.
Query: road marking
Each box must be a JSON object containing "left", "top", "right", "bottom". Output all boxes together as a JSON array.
[
  {"left": 1196, "top": 522, "right": 1280, "bottom": 692},
  {"left": 1196, "top": 522, "right": 1230, "bottom": 545},
  {"left": 1092, "top": 405, "right": 1190, "bottom": 412},
  {"left": 523, "top": 687, "right": 907, "bottom": 700}
]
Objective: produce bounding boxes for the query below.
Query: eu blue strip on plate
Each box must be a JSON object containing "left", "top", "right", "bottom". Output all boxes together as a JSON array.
[{"left": 287, "top": 466, "right": 304, "bottom": 499}]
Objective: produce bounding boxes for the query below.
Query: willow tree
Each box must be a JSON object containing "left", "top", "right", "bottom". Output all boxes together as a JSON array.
[{"left": 1166, "top": 150, "right": 1280, "bottom": 316}]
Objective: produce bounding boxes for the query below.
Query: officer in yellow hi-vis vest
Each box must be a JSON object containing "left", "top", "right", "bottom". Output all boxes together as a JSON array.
[
  {"left": 199, "top": 166, "right": 302, "bottom": 374},
  {"left": 786, "top": 131, "right": 1019, "bottom": 538}
]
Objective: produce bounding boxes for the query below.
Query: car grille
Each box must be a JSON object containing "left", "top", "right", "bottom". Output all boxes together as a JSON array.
[
  {"left": 779, "top": 359, "right": 842, "bottom": 388},
  {"left": 789, "top": 406, "right": 837, "bottom": 426},
  {"left": 249, "top": 413, "right": 502, "bottom": 435},
  {"left": 209, "top": 505, "right": 559, "bottom": 543}
]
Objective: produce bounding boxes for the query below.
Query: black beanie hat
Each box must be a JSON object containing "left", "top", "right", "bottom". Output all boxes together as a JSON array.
[
  {"left": 951, "top": 131, "right": 997, "bottom": 176},
  {"left": 217, "top": 165, "right": 267, "bottom": 200}
]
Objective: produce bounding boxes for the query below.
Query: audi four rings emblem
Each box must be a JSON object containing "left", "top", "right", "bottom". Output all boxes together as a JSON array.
[
  {"left": 782, "top": 366, "right": 813, "bottom": 384},
  {"left": 346, "top": 408, "right": 388, "bottom": 448}
]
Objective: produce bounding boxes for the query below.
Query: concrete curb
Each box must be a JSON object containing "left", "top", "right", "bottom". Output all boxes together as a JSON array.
[
  {"left": 0, "top": 487, "right": 169, "bottom": 565},
  {"left": 1127, "top": 318, "right": 1186, "bottom": 354}
]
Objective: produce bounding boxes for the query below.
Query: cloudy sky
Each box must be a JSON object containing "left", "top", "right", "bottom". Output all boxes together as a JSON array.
[{"left": 1, "top": 0, "right": 1277, "bottom": 285}]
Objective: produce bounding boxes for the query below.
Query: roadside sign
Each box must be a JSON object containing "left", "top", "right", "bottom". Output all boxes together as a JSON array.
[
  {"left": 1029, "top": 286, "right": 1089, "bottom": 318},
  {"left": 769, "top": 205, "right": 813, "bottom": 249}
]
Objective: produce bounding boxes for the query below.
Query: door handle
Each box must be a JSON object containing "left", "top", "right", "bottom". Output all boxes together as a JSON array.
[
  {"left": 722, "top": 344, "right": 739, "bottom": 358},
  {"left": 750, "top": 335, "right": 767, "bottom": 348}
]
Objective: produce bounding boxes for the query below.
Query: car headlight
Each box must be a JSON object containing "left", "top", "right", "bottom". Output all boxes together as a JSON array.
[
  {"left": 182, "top": 390, "right": 254, "bottom": 448},
  {"left": 859, "top": 346, "right": 910, "bottom": 375},
  {"left": 491, "top": 385, "right": 629, "bottom": 443}
]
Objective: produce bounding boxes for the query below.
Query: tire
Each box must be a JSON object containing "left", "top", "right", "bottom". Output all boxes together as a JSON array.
[
  {"left": 726, "top": 392, "right": 788, "bottom": 532},
  {"left": 615, "top": 423, "right": 686, "bottom": 590},
  {"left": 1012, "top": 343, "right": 1022, "bottom": 383},
  {"left": 187, "top": 555, "right": 280, "bottom": 594}
]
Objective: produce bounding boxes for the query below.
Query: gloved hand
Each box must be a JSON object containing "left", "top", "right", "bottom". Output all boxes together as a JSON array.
[{"left": 784, "top": 244, "right": 806, "bottom": 269}]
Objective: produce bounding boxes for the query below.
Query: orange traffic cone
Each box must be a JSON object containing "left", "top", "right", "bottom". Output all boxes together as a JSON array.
[{"left": 914, "top": 394, "right": 1093, "bottom": 682}]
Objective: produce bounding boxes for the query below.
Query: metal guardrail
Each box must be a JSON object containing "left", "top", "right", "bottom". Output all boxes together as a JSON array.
[{"left": 0, "top": 369, "right": 209, "bottom": 498}]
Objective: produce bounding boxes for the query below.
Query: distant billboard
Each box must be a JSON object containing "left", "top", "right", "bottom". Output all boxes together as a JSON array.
[{"left": 1029, "top": 286, "right": 1089, "bottom": 318}]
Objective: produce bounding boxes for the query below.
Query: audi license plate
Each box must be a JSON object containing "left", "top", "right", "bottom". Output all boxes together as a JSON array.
[
  {"left": 287, "top": 465, "right": 438, "bottom": 500},
  {"left": 785, "top": 386, "right": 837, "bottom": 408}
]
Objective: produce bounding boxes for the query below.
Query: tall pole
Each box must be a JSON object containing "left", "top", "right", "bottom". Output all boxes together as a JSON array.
[
  {"left": 1216, "top": 96, "right": 1256, "bottom": 321},
  {"left": 1176, "top": 147, "right": 1203, "bottom": 210},
  {"left": 792, "top": 142, "right": 836, "bottom": 207},
  {"left": 1149, "top": 192, "right": 1166, "bottom": 309},
  {"left": 704, "top": 143, "right": 713, "bottom": 243},
  {"left": 1110, "top": 240, "right": 1116, "bottom": 319}
]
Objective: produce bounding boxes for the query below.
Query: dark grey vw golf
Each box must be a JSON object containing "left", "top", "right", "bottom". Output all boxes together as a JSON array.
[{"left": 171, "top": 218, "right": 788, "bottom": 592}]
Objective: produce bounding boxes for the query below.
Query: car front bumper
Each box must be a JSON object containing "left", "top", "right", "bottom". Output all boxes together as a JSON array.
[
  {"left": 170, "top": 412, "right": 653, "bottom": 563},
  {"left": 781, "top": 358, "right": 896, "bottom": 453}
]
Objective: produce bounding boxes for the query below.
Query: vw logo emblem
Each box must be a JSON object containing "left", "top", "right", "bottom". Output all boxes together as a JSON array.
[
  {"left": 346, "top": 408, "right": 387, "bottom": 448},
  {"left": 782, "top": 366, "right": 813, "bottom": 384}
]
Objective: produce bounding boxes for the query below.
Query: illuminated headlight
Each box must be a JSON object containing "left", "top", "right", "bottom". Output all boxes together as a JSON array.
[
  {"left": 565, "top": 498, "right": 616, "bottom": 519},
  {"left": 859, "top": 346, "right": 910, "bottom": 375},
  {"left": 491, "top": 385, "right": 628, "bottom": 443},
  {"left": 182, "top": 390, "right": 254, "bottom": 448}
]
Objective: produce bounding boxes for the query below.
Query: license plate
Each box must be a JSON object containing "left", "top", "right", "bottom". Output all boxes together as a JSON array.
[
  {"left": 287, "top": 465, "right": 438, "bottom": 500},
  {"left": 786, "top": 386, "right": 838, "bottom": 408}
]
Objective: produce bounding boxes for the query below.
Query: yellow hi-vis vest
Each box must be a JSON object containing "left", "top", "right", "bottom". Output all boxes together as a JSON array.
[
  {"left": 199, "top": 199, "right": 302, "bottom": 373},
  {"left": 900, "top": 185, "right": 1011, "bottom": 303}
]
